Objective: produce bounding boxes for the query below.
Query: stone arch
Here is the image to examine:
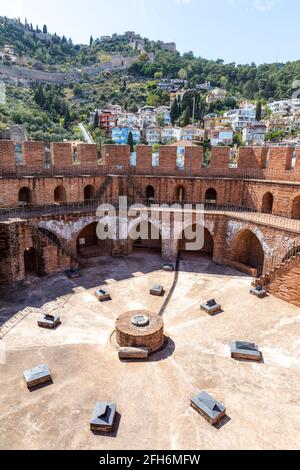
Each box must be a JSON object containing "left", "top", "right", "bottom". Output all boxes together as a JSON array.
[
  {"left": 175, "top": 185, "right": 186, "bottom": 203},
  {"left": 54, "top": 185, "right": 67, "bottom": 203},
  {"left": 19, "top": 187, "right": 32, "bottom": 205},
  {"left": 76, "top": 221, "right": 111, "bottom": 258},
  {"left": 231, "top": 229, "right": 264, "bottom": 276},
  {"left": 146, "top": 185, "right": 155, "bottom": 200},
  {"left": 262, "top": 192, "right": 274, "bottom": 213},
  {"left": 179, "top": 224, "right": 214, "bottom": 258},
  {"left": 205, "top": 188, "right": 217, "bottom": 205},
  {"left": 24, "top": 247, "right": 37, "bottom": 275},
  {"left": 84, "top": 184, "right": 95, "bottom": 201},
  {"left": 291, "top": 195, "right": 300, "bottom": 219},
  {"left": 129, "top": 218, "right": 162, "bottom": 252}
]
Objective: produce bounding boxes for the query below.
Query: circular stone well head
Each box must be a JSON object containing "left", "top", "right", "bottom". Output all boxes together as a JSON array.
[
  {"left": 131, "top": 314, "right": 150, "bottom": 327},
  {"left": 116, "top": 310, "right": 164, "bottom": 353}
]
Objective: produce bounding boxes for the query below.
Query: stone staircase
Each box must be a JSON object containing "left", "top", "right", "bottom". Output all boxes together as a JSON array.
[
  {"left": 32, "top": 226, "right": 77, "bottom": 271},
  {"left": 258, "top": 245, "right": 300, "bottom": 286}
]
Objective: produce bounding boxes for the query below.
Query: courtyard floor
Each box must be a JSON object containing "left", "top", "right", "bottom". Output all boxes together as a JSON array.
[{"left": 0, "top": 251, "right": 300, "bottom": 450}]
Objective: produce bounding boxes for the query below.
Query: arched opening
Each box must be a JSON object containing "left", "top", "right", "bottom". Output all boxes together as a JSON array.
[
  {"left": 24, "top": 247, "right": 37, "bottom": 275},
  {"left": 84, "top": 185, "right": 95, "bottom": 201},
  {"left": 262, "top": 192, "right": 274, "bottom": 213},
  {"left": 54, "top": 185, "right": 67, "bottom": 203},
  {"left": 232, "top": 229, "right": 264, "bottom": 276},
  {"left": 205, "top": 188, "right": 217, "bottom": 205},
  {"left": 146, "top": 185, "right": 155, "bottom": 201},
  {"left": 76, "top": 222, "right": 111, "bottom": 258},
  {"left": 291, "top": 196, "right": 300, "bottom": 219},
  {"left": 179, "top": 225, "right": 214, "bottom": 260},
  {"left": 130, "top": 221, "right": 161, "bottom": 252},
  {"left": 175, "top": 186, "right": 186, "bottom": 203},
  {"left": 18, "top": 187, "right": 32, "bottom": 205}
]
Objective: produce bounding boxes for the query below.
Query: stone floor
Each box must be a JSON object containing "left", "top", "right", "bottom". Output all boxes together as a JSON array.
[{"left": 0, "top": 250, "right": 300, "bottom": 450}]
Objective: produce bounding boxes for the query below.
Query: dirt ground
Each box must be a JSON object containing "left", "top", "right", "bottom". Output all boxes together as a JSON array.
[{"left": 0, "top": 251, "right": 300, "bottom": 450}]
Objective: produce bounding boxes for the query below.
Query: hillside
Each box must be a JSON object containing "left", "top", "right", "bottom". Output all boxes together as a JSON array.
[{"left": 0, "top": 16, "right": 300, "bottom": 144}]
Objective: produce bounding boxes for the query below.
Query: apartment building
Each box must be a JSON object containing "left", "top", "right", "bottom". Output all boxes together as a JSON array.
[
  {"left": 161, "top": 126, "right": 182, "bottom": 144},
  {"left": 206, "top": 88, "right": 227, "bottom": 104},
  {"left": 112, "top": 127, "right": 141, "bottom": 145},
  {"left": 267, "top": 99, "right": 300, "bottom": 115},
  {"left": 146, "top": 127, "right": 161, "bottom": 144},
  {"left": 181, "top": 126, "right": 205, "bottom": 142},
  {"left": 223, "top": 108, "right": 256, "bottom": 131},
  {"left": 99, "top": 110, "right": 117, "bottom": 133},
  {"left": 243, "top": 122, "right": 267, "bottom": 145},
  {"left": 117, "top": 112, "right": 138, "bottom": 128}
]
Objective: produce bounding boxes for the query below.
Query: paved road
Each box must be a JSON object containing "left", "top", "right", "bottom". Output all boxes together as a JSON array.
[{"left": 78, "top": 123, "right": 94, "bottom": 144}]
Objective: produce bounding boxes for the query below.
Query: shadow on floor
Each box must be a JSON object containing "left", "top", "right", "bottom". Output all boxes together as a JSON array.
[{"left": 0, "top": 251, "right": 248, "bottom": 329}]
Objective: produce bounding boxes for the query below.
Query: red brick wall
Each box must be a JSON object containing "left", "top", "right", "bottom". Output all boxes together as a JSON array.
[
  {"left": 23, "top": 141, "right": 45, "bottom": 170},
  {"left": 159, "top": 146, "right": 177, "bottom": 173},
  {"left": 238, "top": 147, "right": 267, "bottom": 170},
  {"left": 51, "top": 142, "right": 73, "bottom": 168},
  {"left": 267, "top": 147, "right": 293, "bottom": 171},
  {"left": 77, "top": 144, "right": 98, "bottom": 165},
  {"left": 0, "top": 140, "right": 16, "bottom": 172},
  {"left": 136, "top": 146, "right": 153, "bottom": 172},
  {"left": 184, "top": 146, "right": 203, "bottom": 173},
  {"left": 102, "top": 144, "right": 130, "bottom": 169},
  {"left": 210, "top": 147, "right": 230, "bottom": 169}
]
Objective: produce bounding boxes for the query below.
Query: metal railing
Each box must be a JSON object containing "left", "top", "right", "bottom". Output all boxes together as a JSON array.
[{"left": 1, "top": 199, "right": 300, "bottom": 233}]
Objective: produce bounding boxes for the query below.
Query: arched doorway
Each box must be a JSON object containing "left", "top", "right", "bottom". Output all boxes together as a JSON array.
[
  {"left": 77, "top": 222, "right": 111, "bottom": 258},
  {"left": 205, "top": 188, "right": 217, "bottom": 205},
  {"left": 291, "top": 196, "right": 300, "bottom": 219},
  {"left": 24, "top": 247, "right": 37, "bottom": 275},
  {"left": 130, "top": 221, "right": 161, "bottom": 252},
  {"left": 262, "top": 192, "right": 274, "bottom": 213},
  {"left": 54, "top": 185, "right": 67, "bottom": 203},
  {"left": 176, "top": 186, "right": 185, "bottom": 203},
  {"left": 19, "top": 187, "right": 32, "bottom": 205},
  {"left": 146, "top": 185, "right": 155, "bottom": 201},
  {"left": 84, "top": 185, "right": 95, "bottom": 201},
  {"left": 179, "top": 225, "right": 214, "bottom": 259},
  {"left": 232, "top": 229, "right": 264, "bottom": 276}
]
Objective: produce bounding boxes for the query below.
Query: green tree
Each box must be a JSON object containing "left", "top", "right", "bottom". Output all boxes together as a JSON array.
[
  {"left": 90, "top": 36, "right": 93, "bottom": 47},
  {"left": 63, "top": 105, "right": 71, "bottom": 130},
  {"left": 93, "top": 111, "right": 99, "bottom": 129},
  {"left": 43, "top": 25, "right": 48, "bottom": 34},
  {"left": 170, "top": 98, "right": 180, "bottom": 125},
  {"left": 256, "top": 101, "right": 262, "bottom": 121},
  {"left": 127, "top": 131, "right": 134, "bottom": 152}
]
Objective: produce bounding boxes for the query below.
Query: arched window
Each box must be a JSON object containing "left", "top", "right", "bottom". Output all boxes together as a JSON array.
[
  {"left": 84, "top": 185, "right": 95, "bottom": 201},
  {"left": 146, "top": 185, "right": 155, "bottom": 200},
  {"left": 261, "top": 192, "right": 274, "bottom": 213},
  {"left": 205, "top": 188, "right": 217, "bottom": 205},
  {"left": 54, "top": 185, "right": 67, "bottom": 203},
  {"left": 18, "top": 187, "right": 32, "bottom": 205}
]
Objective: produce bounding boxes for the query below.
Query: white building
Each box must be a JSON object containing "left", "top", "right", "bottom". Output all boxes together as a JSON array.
[
  {"left": 146, "top": 127, "right": 161, "bottom": 144},
  {"left": 117, "top": 112, "right": 138, "bottom": 128},
  {"left": 267, "top": 99, "right": 300, "bottom": 116},
  {"left": 138, "top": 106, "right": 156, "bottom": 128},
  {"left": 181, "top": 126, "right": 205, "bottom": 142},
  {"left": 108, "top": 104, "right": 122, "bottom": 116},
  {"left": 206, "top": 88, "right": 227, "bottom": 104},
  {"left": 243, "top": 122, "right": 267, "bottom": 145},
  {"left": 223, "top": 108, "right": 256, "bottom": 131},
  {"left": 161, "top": 126, "right": 182, "bottom": 144},
  {"left": 210, "top": 130, "right": 234, "bottom": 146},
  {"left": 155, "top": 106, "right": 171, "bottom": 126}
]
